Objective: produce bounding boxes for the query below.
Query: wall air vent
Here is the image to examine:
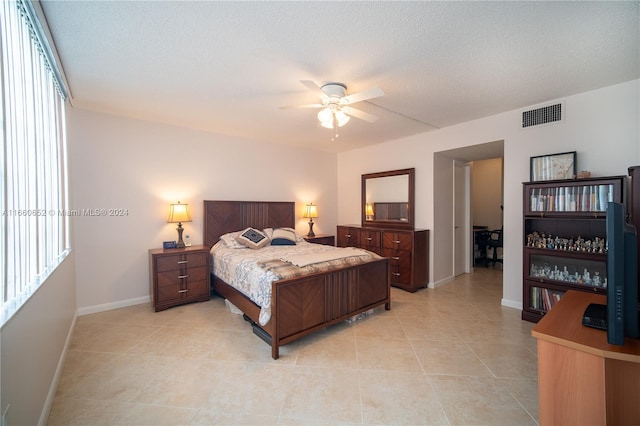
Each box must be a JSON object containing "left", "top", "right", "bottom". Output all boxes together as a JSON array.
[{"left": 522, "top": 103, "right": 562, "bottom": 128}]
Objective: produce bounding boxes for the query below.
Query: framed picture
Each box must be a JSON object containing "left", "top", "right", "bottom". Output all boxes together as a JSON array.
[{"left": 530, "top": 151, "right": 576, "bottom": 181}]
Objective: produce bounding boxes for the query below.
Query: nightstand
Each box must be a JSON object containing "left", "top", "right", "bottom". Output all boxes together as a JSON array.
[
  {"left": 303, "top": 234, "right": 335, "bottom": 246},
  {"left": 149, "top": 245, "right": 210, "bottom": 312}
]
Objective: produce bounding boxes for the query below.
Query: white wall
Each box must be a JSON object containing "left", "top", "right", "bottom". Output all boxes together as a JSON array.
[
  {"left": 338, "top": 79, "right": 640, "bottom": 309},
  {"left": 433, "top": 153, "right": 455, "bottom": 284},
  {"left": 0, "top": 253, "right": 77, "bottom": 426},
  {"left": 67, "top": 108, "right": 338, "bottom": 311},
  {"left": 472, "top": 157, "right": 503, "bottom": 231}
]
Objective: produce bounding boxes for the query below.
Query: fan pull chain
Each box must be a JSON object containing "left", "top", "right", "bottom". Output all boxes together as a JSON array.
[{"left": 331, "top": 113, "right": 339, "bottom": 141}]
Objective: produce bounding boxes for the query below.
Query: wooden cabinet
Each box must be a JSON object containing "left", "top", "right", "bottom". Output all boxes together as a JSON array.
[
  {"left": 359, "top": 228, "right": 382, "bottom": 254},
  {"left": 303, "top": 234, "right": 335, "bottom": 246},
  {"left": 522, "top": 176, "right": 625, "bottom": 322},
  {"left": 532, "top": 291, "right": 640, "bottom": 425},
  {"left": 149, "top": 245, "right": 210, "bottom": 311},
  {"left": 336, "top": 226, "right": 359, "bottom": 248},
  {"left": 337, "top": 225, "right": 429, "bottom": 292}
]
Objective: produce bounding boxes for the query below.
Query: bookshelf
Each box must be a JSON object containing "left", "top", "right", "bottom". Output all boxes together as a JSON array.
[{"left": 522, "top": 175, "right": 626, "bottom": 322}]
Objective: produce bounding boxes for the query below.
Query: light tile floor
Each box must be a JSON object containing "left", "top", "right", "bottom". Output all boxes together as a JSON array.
[{"left": 47, "top": 267, "right": 539, "bottom": 425}]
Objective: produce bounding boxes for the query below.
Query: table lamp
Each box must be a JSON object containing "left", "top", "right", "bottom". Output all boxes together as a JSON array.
[
  {"left": 303, "top": 203, "right": 318, "bottom": 237},
  {"left": 365, "top": 203, "right": 374, "bottom": 220},
  {"left": 167, "top": 201, "right": 192, "bottom": 248}
]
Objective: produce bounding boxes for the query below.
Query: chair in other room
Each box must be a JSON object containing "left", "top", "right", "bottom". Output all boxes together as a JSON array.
[{"left": 484, "top": 228, "right": 503, "bottom": 267}]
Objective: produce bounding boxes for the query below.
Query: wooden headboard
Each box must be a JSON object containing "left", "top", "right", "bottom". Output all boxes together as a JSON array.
[{"left": 203, "top": 200, "right": 295, "bottom": 247}]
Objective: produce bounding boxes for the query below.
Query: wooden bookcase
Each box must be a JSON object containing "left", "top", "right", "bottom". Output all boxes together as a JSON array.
[{"left": 522, "top": 175, "right": 626, "bottom": 322}]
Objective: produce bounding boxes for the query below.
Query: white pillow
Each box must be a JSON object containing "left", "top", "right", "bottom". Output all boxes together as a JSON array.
[
  {"left": 270, "top": 228, "right": 297, "bottom": 245},
  {"left": 219, "top": 231, "right": 245, "bottom": 249},
  {"left": 263, "top": 227, "right": 304, "bottom": 242}
]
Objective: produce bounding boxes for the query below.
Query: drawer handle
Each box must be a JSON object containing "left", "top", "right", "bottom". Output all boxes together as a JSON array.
[
  {"left": 392, "top": 256, "right": 400, "bottom": 260},
  {"left": 178, "top": 274, "right": 188, "bottom": 279},
  {"left": 392, "top": 272, "right": 401, "bottom": 276},
  {"left": 393, "top": 240, "right": 401, "bottom": 244},
  {"left": 178, "top": 289, "right": 188, "bottom": 293},
  {"left": 346, "top": 234, "right": 351, "bottom": 237},
  {"left": 366, "top": 237, "right": 372, "bottom": 241},
  {"left": 177, "top": 260, "right": 188, "bottom": 264}
]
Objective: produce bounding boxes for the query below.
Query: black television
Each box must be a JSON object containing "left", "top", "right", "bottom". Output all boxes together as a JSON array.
[
  {"left": 582, "top": 202, "right": 639, "bottom": 345},
  {"left": 605, "top": 201, "right": 639, "bottom": 345}
]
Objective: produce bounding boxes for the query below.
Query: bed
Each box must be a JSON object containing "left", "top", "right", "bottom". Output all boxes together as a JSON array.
[{"left": 204, "top": 200, "right": 391, "bottom": 359}]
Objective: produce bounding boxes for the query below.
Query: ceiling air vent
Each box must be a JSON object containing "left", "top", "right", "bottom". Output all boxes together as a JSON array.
[{"left": 522, "top": 103, "right": 562, "bottom": 128}]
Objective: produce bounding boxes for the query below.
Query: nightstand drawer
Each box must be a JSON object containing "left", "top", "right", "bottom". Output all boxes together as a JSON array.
[
  {"left": 157, "top": 279, "right": 208, "bottom": 303},
  {"left": 156, "top": 265, "right": 208, "bottom": 287},
  {"left": 156, "top": 252, "right": 207, "bottom": 272}
]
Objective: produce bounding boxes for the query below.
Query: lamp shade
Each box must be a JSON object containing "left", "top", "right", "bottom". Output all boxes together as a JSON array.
[
  {"left": 365, "top": 203, "right": 374, "bottom": 216},
  {"left": 303, "top": 203, "right": 318, "bottom": 218},
  {"left": 167, "top": 202, "right": 192, "bottom": 223}
]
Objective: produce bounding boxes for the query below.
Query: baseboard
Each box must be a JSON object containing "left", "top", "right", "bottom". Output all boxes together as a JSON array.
[
  {"left": 77, "top": 296, "right": 151, "bottom": 316},
  {"left": 38, "top": 311, "right": 78, "bottom": 426},
  {"left": 501, "top": 298, "right": 522, "bottom": 311},
  {"left": 429, "top": 275, "right": 455, "bottom": 289}
]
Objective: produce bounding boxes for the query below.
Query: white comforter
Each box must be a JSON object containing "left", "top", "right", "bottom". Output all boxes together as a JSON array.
[{"left": 210, "top": 240, "right": 377, "bottom": 326}]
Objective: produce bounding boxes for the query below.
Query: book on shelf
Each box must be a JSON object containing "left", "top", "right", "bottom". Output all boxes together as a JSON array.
[
  {"left": 542, "top": 288, "right": 563, "bottom": 311},
  {"left": 529, "top": 184, "right": 613, "bottom": 213},
  {"left": 531, "top": 287, "right": 564, "bottom": 312}
]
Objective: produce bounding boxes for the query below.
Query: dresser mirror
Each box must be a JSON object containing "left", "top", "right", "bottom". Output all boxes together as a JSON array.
[{"left": 362, "top": 168, "right": 415, "bottom": 229}]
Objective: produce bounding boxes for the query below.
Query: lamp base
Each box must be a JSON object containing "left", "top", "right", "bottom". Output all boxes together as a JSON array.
[
  {"left": 307, "top": 220, "right": 315, "bottom": 238},
  {"left": 176, "top": 223, "right": 186, "bottom": 248}
]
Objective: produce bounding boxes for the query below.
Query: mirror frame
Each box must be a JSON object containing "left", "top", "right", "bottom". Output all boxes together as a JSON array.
[{"left": 361, "top": 168, "right": 415, "bottom": 229}]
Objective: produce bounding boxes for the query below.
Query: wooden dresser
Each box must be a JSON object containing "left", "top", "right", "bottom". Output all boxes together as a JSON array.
[
  {"left": 337, "top": 225, "right": 429, "bottom": 292},
  {"left": 149, "top": 245, "right": 210, "bottom": 311}
]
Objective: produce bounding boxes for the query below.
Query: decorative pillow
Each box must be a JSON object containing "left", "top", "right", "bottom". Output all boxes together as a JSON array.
[
  {"left": 264, "top": 227, "right": 304, "bottom": 242},
  {"left": 262, "top": 228, "right": 273, "bottom": 239},
  {"left": 236, "top": 227, "right": 270, "bottom": 249},
  {"left": 220, "top": 231, "right": 245, "bottom": 249},
  {"left": 270, "top": 228, "right": 297, "bottom": 245}
]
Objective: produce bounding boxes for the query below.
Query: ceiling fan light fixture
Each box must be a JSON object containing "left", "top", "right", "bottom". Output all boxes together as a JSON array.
[
  {"left": 318, "top": 106, "right": 350, "bottom": 129},
  {"left": 317, "top": 107, "right": 333, "bottom": 124},
  {"left": 335, "top": 110, "right": 350, "bottom": 127}
]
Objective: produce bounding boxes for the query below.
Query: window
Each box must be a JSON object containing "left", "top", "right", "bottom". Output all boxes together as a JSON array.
[{"left": 1, "top": 0, "right": 70, "bottom": 325}]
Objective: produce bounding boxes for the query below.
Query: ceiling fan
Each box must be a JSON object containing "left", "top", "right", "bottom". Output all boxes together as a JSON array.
[{"left": 280, "top": 80, "right": 385, "bottom": 140}]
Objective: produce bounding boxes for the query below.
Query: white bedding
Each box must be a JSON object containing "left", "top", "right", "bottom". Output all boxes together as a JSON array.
[
  {"left": 210, "top": 240, "right": 379, "bottom": 326},
  {"left": 280, "top": 247, "right": 368, "bottom": 267}
]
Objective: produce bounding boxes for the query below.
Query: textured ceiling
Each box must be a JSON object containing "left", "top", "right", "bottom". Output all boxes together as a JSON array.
[{"left": 41, "top": 1, "right": 639, "bottom": 153}]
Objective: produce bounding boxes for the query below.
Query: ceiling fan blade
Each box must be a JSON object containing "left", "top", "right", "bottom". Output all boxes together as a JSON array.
[
  {"left": 340, "top": 87, "right": 385, "bottom": 105},
  {"left": 299, "top": 80, "right": 326, "bottom": 96},
  {"left": 279, "top": 103, "right": 324, "bottom": 110},
  {"left": 342, "top": 106, "right": 379, "bottom": 123}
]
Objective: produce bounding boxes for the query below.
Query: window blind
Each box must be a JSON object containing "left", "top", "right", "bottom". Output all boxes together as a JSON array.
[{"left": 1, "top": 0, "right": 70, "bottom": 325}]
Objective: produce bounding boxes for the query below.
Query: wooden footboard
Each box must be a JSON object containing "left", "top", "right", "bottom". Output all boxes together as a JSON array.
[
  {"left": 204, "top": 200, "right": 391, "bottom": 359},
  {"left": 212, "top": 257, "right": 390, "bottom": 359}
]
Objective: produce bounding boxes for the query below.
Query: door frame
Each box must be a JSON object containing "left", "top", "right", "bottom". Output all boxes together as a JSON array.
[{"left": 454, "top": 160, "right": 471, "bottom": 275}]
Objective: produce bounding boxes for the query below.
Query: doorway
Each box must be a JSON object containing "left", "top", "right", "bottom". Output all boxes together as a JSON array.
[{"left": 433, "top": 140, "right": 504, "bottom": 285}]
